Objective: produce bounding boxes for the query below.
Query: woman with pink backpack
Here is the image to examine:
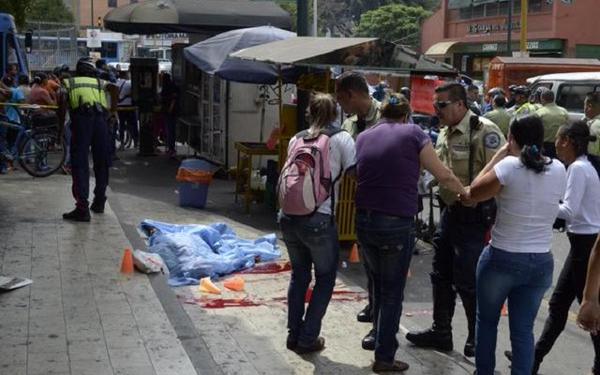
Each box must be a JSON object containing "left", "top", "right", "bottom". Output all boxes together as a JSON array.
[{"left": 278, "top": 92, "right": 356, "bottom": 355}]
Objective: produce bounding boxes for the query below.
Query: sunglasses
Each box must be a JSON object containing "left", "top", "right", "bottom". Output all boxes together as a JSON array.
[{"left": 433, "top": 100, "right": 455, "bottom": 109}]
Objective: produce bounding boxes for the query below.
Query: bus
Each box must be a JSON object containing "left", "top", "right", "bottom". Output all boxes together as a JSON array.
[{"left": 0, "top": 13, "right": 28, "bottom": 76}]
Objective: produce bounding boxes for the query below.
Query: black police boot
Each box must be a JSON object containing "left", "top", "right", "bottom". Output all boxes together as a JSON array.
[
  {"left": 361, "top": 328, "right": 376, "bottom": 351},
  {"left": 461, "top": 295, "right": 477, "bottom": 358},
  {"left": 62, "top": 208, "right": 91, "bottom": 222},
  {"left": 405, "top": 283, "right": 455, "bottom": 352},
  {"left": 357, "top": 304, "right": 373, "bottom": 323},
  {"left": 90, "top": 197, "right": 106, "bottom": 214}
]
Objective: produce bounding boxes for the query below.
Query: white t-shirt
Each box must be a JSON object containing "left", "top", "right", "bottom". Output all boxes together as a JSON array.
[
  {"left": 287, "top": 130, "right": 356, "bottom": 216},
  {"left": 491, "top": 156, "right": 567, "bottom": 253},
  {"left": 557, "top": 156, "right": 600, "bottom": 234}
]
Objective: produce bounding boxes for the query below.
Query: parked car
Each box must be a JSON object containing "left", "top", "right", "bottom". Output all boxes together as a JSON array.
[{"left": 527, "top": 71, "right": 600, "bottom": 123}]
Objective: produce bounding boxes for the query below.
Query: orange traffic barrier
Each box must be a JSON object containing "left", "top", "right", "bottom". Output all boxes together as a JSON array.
[
  {"left": 501, "top": 303, "right": 508, "bottom": 316},
  {"left": 224, "top": 276, "right": 245, "bottom": 292},
  {"left": 120, "top": 248, "right": 134, "bottom": 274},
  {"left": 199, "top": 277, "right": 221, "bottom": 295},
  {"left": 348, "top": 243, "right": 360, "bottom": 263}
]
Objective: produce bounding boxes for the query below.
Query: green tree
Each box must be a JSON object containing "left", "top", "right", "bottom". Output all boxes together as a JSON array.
[
  {"left": 0, "top": 0, "right": 34, "bottom": 29},
  {"left": 354, "top": 4, "right": 431, "bottom": 48},
  {"left": 28, "top": 0, "right": 74, "bottom": 24}
]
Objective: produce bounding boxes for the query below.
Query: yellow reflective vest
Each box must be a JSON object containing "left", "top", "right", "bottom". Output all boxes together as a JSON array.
[{"left": 63, "top": 76, "right": 108, "bottom": 110}]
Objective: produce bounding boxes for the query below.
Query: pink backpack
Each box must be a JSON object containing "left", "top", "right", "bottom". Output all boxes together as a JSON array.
[{"left": 278, "top": 127, "right": 343, "bottom": 216}]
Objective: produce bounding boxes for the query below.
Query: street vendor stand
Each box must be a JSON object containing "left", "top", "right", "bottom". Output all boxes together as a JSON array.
[{"left": 230, "top": 37, "right": 457, "bottom": 241}]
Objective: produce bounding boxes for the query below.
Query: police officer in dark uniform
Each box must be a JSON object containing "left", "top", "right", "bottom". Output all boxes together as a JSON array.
[
  {"left": 405, "top": 83, "right": 505, "bottom": 357},
  {"left": 62, "top": 57, "right": 117, "bottom": 222}
]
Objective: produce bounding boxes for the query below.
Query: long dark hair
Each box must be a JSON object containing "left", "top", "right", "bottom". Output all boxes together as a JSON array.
[
  {"left": 557, "top": 120, "right": 597, "bottom": 157},
  {"left": 509, "top": 115, "right": 549, "bottom": 173}
]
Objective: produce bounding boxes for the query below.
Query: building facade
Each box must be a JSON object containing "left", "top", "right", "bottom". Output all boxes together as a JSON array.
[
  {"left": 421, "top": 0, "right": 600, "bottom": 80},
  {"left": 63, "top": 0, "right": 137, "bottom": 29}
]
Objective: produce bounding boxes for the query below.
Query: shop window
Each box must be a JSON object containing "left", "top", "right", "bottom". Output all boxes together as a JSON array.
[
  {"left": 530, "top": 0, "right": 543, "bottom": 12},
  {"left": 459, "top": 6, "right": 472, "bottom": 20},
  {"left": 100, "top": 41, "right": 117, "bottom": 58},
  {"left": 557, "top": 84, "right": 597, "bottom": 113},
  {"left": 472, "top": 4, "right": 484, "bottom": 18},
  {"left": 485, "top": 3, "right": 498, "bottom": 17}
]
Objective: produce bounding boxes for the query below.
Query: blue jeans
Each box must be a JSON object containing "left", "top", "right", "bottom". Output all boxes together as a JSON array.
[
  {"left": 356, "top": 210, "right": 415, "bottom": 363},
  {"left": 476, "top": 246, "right": 554, "bottom": 375},
  {"left": 280, "top": 212, "right": 339, "bottom": 346}
]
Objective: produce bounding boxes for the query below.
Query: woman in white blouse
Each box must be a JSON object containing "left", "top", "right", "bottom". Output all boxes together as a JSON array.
[
  {"left": 465, "top": 115, "right": 567, "bottom": 375},
  {"left": 527, "top": 120, "right": 600, "bottom": 375}
]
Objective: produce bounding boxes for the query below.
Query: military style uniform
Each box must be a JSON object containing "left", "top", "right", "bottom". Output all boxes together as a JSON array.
[
  {"left": 588, "top": 114, "right": 600, "bottom": 156},
  {"left": 341, "top": 98, "right": 380, "bottom": 139},
  {"left": 484, "top": 107, "right": 512, "bottom": 137},
  {"left": 508, "top": 101, "right": 538, "bottom": 117},
  {"left": 418, "top": 110, "right": 505, "bottom": 354},
  {"left": 63, "top": 76, "right": 112, "bottom": 213},
  {"left": 536, "top": 103, "right": 569, "bottom": 158}
]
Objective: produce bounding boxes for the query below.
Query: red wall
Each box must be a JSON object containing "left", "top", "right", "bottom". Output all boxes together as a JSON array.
[{"left": 553, "top": 0, "right": 599, "bottom": 56}]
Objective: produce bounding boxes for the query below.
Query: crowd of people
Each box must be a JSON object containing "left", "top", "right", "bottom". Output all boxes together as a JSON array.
[{"left": 278, "top": 71, "right": 600, "bottom": 375}]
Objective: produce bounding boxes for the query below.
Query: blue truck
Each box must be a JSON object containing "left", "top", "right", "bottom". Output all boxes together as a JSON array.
[{"left": 0, "top": 13, "right": 29, "bottom": 76}]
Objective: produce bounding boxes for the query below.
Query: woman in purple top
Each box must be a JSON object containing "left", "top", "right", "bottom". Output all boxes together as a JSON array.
[{"left": 355, "top": 93, "right": 467, "bottom": 373}]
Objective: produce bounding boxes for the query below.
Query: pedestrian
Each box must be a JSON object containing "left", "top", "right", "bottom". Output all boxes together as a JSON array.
[
  {"left": 355, "top": 93, "right": 467, "bottom": 373},
  {"left": 506, "top": 120, "right": 600, "bottom": 375},
  {"left": 116, "top": 69, "right": 138, "bottom": 148},
  {"left": 484, "top": 94, "right": 511, "bottom": 137},
  {"left": 62, "top": 57, "right": 117, "bottom": 222},
  {"left": 577, "top": 234, "right": 600, "bottom": 335},
  {"left": 535, "top": 88, "right": 568, "bottom": 159},
  {"left": 467, "top": 84, "right": 482, "bottom": 115},
  {"left": 467, "top": 115, "right": 567, "bottom": 375},
  {"left": 336, "top": 71, "right": 381, "bottom": 139},
  {"left": 160, "top": 72, "right": 178, "bottom": 157},
  {"left": 278, "top": 93, "right": 355, "bottom": 355},
  {"left": 585, "top": 92, "right": 600, "bottom": 157},
  {"left": 406, "top": 82, "right": 506, "bottom": 358},
  {"left": 482, "top": 87, "right": 505, "bottom": 114},
  {"left": 335, "top": 71, "right": 380, "bottom": 333}
]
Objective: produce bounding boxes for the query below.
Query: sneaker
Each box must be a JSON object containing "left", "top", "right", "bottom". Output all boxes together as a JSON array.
[
  {"left": 295, "top": 337, "right": 325, "bottom": 355},
  {"left": 372, "top": 360, "right": 409, "bottom": 373},
  {"left": 90, "top": 198, "right": 106, "bottom": 214},
  {"left": 62, "top": 208, "right": 90, "bottom": 222}
]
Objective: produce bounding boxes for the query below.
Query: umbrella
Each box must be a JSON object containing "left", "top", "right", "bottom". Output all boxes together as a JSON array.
[
  {"left": 104, "top": 0, "right": 292, "bottom": 35},
  {"left": 183, "top": 26, "right": 299, "bottom": 84}
]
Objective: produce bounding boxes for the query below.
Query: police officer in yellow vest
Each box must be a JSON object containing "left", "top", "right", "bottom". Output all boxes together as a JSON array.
[
  {"left": 62, "top": 57, "right": 117, "bottom": 222},
  {"left": 406, "top": 83, "right": 506, "bottom": 357},
  {"left": 508, "top": 85, "right": 537, "bottom": 117}
]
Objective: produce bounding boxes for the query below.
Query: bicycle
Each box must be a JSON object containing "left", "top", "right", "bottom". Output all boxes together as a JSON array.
[{"left": 0, "top": 106, "right": 66, "bottom": 177}]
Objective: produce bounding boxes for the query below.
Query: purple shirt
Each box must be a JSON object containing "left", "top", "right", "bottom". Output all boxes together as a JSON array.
[{"left": 355, "top": 121, "right": 430, "bottom": 217}]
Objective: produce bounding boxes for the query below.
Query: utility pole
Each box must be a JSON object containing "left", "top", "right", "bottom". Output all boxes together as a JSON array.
[
  {"left": 519, "top": 0, "right": 528, "bottom": 54},
  {"left": 91, "top": 0, "right": 95, "bottom": 29},
  {"left": 312, "top": 0, "right": 318, "bottom": 36},
  {"left": 296, "top": 0, "right": 309, "bottom": 130},
  {"left": 507, "top": 0, "right": 513, "bottom": 56}
]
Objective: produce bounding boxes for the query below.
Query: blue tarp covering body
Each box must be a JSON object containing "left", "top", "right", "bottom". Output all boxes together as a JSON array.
[{"left": 139, "top": 219, "right": 280, "bottom": 286}]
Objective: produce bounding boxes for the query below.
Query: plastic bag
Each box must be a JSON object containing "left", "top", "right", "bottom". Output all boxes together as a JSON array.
[{"left": 133, "top": 249, "right": 169, "bottom": 275}]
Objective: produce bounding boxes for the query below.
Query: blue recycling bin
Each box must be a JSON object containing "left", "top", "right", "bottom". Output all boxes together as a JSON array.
[{"left": 177, "top": 159, "right": 218, "bottom": 209}]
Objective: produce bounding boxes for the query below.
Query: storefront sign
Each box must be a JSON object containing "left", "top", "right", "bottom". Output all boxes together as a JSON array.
[
  {"left": 468, "top": 21, "right": 520, "bottom": 34},
  {"left": 482, "top": 43, "right": 498, "bottom": 52}
]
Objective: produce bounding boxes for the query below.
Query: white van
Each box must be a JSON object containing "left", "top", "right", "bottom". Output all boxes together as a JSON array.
[{"left": 527, "top": 72, "right": 600, "bottom": 123}]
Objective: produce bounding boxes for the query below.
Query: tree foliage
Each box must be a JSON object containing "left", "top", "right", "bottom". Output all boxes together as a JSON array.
[
  {"left": 0, "top": 0, "right": 34, "bottom": 29},
  {"left": 0, "top": 0, "right": 74, "bottom": 29},
  {"left": 354, "top": 4, "right": 432, "bottom": 47}
]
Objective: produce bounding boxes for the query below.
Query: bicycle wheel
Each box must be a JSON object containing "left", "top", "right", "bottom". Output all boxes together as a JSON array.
[{"left": 18, "top": 132, "right": 66, "bottom": 177}]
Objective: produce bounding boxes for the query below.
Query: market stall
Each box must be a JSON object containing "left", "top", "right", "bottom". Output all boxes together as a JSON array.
[{"left": 230, "top": 37, "right": 457, "bottom": 239}]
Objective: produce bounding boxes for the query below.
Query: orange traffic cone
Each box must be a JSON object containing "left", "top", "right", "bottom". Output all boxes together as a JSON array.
[
  {"left": 120, "top": 248, "right": 134, "bottom": 274},
  {"left": 224, "top": 276, "right": 245, "bottom": 292},
  {"left": 348, "top": 243, "right": 360, "bottom": 263},
  {"left": 501, "top": 303, "right": 508, "bottom": 316},
  {"left": 199, "top": 277, "right": 221, "bottom": 295}
]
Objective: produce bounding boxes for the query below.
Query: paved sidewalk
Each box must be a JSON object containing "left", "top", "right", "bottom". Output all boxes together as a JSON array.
[{"left": 0, "top": 173, "right": 196, "bottom": 375}]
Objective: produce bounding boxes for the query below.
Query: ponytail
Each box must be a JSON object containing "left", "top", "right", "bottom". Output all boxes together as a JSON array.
[
  {"left": 520, "top": 144, "right": 547, "bottom": 173},
  {"left": 510, "top": 115, "right": 549, "bottom": 174}
]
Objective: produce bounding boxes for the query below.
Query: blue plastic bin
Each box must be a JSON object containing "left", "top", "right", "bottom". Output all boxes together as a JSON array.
[{"left": 177, "top": 158, "right": 217, "bottom": 209}]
